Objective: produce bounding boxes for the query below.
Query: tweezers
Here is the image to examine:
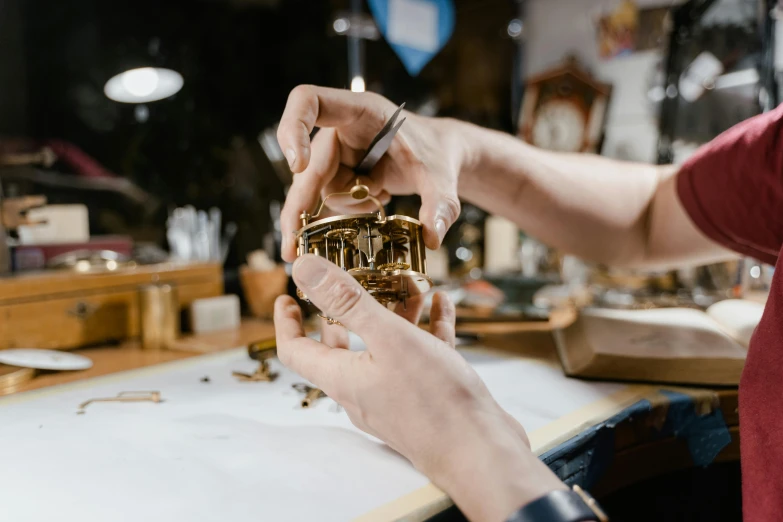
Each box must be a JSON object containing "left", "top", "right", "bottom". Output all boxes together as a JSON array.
[{"left": 354, "top": 103, "right": 406, "bottom": 175}]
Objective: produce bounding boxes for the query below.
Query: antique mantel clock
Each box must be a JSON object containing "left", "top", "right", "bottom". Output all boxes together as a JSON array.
[{"left": 518, "top": 55, "right": 612, "bottom": 153}]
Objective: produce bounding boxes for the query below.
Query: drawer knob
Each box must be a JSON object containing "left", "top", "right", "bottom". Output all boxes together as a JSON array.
[{"left": 68, "top": 302, "right": 96, "bottom": 319}]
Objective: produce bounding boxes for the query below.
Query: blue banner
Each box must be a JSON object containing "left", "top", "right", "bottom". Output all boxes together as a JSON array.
[{"left": 368, "top": 0, "right": 455, "bottom": 76}]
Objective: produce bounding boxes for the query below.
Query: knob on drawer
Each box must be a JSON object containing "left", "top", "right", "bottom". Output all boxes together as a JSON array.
[{"left": 67, "top": 301, "right": 96, "bottom": 319}]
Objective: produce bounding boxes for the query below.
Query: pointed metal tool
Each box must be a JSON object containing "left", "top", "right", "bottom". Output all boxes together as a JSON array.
[{"left": 354, "top": 103, "right": 406, "bottom": 175}]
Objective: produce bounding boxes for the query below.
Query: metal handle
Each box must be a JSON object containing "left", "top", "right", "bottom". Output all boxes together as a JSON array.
[
  {"left": 310, "top": 180, "right": 386, "bottom": 220},
  {"left": 77, "top": 391, "right": 161, "bottom": 413}
]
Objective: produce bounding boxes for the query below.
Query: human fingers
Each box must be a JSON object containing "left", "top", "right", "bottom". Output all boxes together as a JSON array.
[
  {"left": 291, "top": 255, "right": 410, "bottom": 350},
  {"left": 428, "top": 292, "right": 456, "bottom": 346},
  {"left": 273, "top": 295, "right": 308, "bottom": 341},
  {"left": 416, "top": 173, "right": 461, "bottom": 250},
  {"left": 273, "top": 296, "right": 353, "bottom": 395},
  {"left": 320, "top": 317, "right": 350, "bottom": 350},
  {"left": 277, "top": 85, "right": 390, "bottom": 173},
  {"left": 280, "top": 129, "right": 341, "bottom": 262}
]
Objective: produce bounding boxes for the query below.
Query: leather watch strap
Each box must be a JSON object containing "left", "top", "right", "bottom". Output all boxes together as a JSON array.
[{"left": 506, "top": 487, "right": 607, "bottom": 522}]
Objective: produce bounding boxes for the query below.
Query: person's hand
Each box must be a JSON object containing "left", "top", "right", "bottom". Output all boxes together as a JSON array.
[
  {"left": 276, "top": 86, "right": 468, "bottom": 262},
  {"left": 274, "top": 254, "right": 566, "bottom": 522}
]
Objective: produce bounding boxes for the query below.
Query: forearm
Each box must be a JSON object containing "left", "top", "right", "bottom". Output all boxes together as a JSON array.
[{"left": 455, "top": 122, "right": 665, "bottom": 267}]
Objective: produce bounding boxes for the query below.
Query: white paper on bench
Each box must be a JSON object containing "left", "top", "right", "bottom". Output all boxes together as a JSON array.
[{"left": 0, "top": 335, "right": 623, "bottom": 522}]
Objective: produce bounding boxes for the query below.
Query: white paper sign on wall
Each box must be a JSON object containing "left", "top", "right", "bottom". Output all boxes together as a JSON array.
[{"left": 368, "top": 0, "right": 455, "bottom": 76}]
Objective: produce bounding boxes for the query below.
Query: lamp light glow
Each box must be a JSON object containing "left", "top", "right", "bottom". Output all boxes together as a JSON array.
[
  {"left": 333, "top": 18, "right": 349, "bottom": 34},
  {"left": 122, "top": 68, "right": 159, "bottom": 97},
  {"left": 104, "top": 67, "right": 183, "bottom": 103},
  {"left": 350, "top": 76, "right": 365, "bottom": 93}
]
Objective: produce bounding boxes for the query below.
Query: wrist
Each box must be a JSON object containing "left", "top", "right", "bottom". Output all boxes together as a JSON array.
[
  {"left": 450, "top": 122, "right": 537, "bottom": 205},
  {"left": 441, "top": 444, "right": 565, "bottom": 522},
  {"left": 444, "top": 118, "right": 484, "bottom": 188},
  {"left": 423, "top": 414, "right": 566, "bottom": 522}
]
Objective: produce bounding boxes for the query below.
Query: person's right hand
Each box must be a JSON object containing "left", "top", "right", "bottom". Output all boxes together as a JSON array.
[{"left": 276, "top": 86, "right": 468, "bottom": 262}]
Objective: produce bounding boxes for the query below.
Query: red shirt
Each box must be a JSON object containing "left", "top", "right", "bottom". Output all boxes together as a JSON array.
[{"left": 677, "top": 102, "right": 783, "bottom": 520}]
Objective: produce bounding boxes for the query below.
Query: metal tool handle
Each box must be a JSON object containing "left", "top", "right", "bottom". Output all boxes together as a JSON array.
[
  {"left": 77, "top": 391, "right": 161, "bottom": 412},
  {"left": 310, "top": 181, "right": 386, "bottom": 221}
]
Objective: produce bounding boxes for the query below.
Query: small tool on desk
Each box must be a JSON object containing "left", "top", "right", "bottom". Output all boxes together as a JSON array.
[
  {"left": 77, "top": 391, "right": 162, "bottom": 414},
  {"left": 232, "top": 338, "right": 278, "bottom": 382},
  {"left": 292, "top": 383, "right": 327, "bottom": 409}
]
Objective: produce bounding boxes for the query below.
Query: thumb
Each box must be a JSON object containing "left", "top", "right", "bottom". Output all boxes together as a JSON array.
[
  {"left": 417, "top": 183, "right": 461, "bottom": 251},
  {"left": 292, "top": 255, "right": 406, "bottom": 346}
]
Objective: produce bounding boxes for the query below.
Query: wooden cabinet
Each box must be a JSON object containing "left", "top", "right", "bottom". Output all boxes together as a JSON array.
[{"left": 0, "top": 263, "right": 223, "bottom": 350}]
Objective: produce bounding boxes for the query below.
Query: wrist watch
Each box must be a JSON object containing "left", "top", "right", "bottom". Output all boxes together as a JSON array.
[{"left": 506, "top": 485, "right": 608, "bottom": 522}]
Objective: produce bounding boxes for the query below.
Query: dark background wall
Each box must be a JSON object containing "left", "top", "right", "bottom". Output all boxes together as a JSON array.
[
  {"left": 1, "top": 0, "right": 516, "bottom": 266},
  {"left": 0, "top": 0, "right": 29, "bottom": 135}
]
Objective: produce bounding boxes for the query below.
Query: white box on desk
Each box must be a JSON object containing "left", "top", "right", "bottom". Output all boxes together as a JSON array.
[{"left": 189, "top": 294, "right": 241, "bottom": 334}]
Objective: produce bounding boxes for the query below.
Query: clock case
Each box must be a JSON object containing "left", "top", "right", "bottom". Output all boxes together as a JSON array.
[{"left": 518, "top": 56, "right": 612, "bottom": 154}]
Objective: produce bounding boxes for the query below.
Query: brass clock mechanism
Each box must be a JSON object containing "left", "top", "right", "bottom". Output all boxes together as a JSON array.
[{"left": 294, "top": 182, "right": 432, "bottom": 323}]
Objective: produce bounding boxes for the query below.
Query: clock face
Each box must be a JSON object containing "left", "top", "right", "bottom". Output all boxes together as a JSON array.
[{"left": 531, "top": 100, "right": 586, "bottom": 152}]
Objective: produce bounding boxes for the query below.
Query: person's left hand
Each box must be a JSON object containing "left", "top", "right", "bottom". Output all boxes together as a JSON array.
[{"left": 274, "top": 254, "right": 565, "bottom": 522}]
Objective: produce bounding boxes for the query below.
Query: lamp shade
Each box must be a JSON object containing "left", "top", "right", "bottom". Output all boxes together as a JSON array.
[{"left": 104, "top": 67, "right": 183, "bottom": 103}]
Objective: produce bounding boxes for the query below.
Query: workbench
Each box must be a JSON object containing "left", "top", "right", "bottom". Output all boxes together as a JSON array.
[{"left": 0, "top": 317, "right": 739, "bottom": 521}]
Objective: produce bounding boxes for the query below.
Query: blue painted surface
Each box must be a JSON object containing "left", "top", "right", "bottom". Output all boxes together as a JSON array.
[
  {"left": 541, "top": 391, "right": 732, "bottom": 488},
  {"left": 659, "top": 390, "right": 732, "bottom": 467}
]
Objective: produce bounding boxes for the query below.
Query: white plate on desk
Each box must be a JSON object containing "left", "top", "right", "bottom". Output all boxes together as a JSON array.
[{"left": 0, "top": 349, "right": 93, "bottom": 371}]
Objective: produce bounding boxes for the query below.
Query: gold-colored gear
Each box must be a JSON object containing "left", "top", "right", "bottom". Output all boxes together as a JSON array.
[
  {"left": 377, "top": 262, "right": 410, "bottom": 271},
  {"left": 317, "top": 314, "right": 344, "bottom": 327},
  {"left": 389, "top": 228, "right": 410, "bottom": 238},
  {"left": 325, "top": 228, "right": 358, "bottom": 240}
]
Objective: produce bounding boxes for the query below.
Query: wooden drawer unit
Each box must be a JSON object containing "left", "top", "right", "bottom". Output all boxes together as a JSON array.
[{"left": 0, "top": 263, "right": 223, "bottom": 350}]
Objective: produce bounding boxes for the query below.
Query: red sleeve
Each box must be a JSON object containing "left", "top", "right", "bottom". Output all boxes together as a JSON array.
[{"left": 676, "top": 103, "right": 783, "bottom": 266}]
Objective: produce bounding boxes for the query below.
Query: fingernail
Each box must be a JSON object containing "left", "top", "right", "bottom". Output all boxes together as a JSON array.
[
  {"left": 282, "top": 234, "right": 291, "bottom": 253},
  {"left": 293, "top": 255, "right": 328, "bottom": 288},
  {"left": 285, "top": 148, "right": 296, "bottom": 168},
  {"left": 435, "top": 219, "right": 447, "bottom": 243}
]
